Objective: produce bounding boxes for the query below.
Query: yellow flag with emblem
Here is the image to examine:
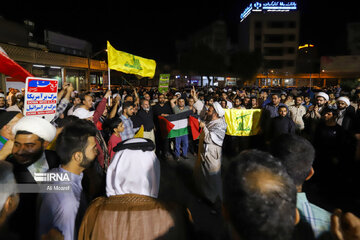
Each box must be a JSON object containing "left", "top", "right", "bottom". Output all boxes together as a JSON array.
[
  {"left": 224, "top": 109, "right": 262, "bottom": 136},
  {"left": 107, "top": 41, "right": 156, "bottom": 78},
  {"left": 134, "top": 125, "right": 144, "bottom": 138}
]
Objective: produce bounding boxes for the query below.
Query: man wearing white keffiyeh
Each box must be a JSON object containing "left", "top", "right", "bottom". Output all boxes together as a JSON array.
[
  {"left": 191, "top": 87, "right": 227, "bottom": 206},
  {"left": 78, "top": 138, "right": 190, "bottom": 240}
]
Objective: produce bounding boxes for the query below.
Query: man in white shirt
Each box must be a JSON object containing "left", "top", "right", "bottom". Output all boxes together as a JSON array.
[{"left": 288, "top": 96, "right": 307, "bottom": 132}]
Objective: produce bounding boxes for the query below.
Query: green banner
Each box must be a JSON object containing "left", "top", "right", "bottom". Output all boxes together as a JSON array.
[{"left": 158, "top": 74, "right": 170, "bottom": 94}]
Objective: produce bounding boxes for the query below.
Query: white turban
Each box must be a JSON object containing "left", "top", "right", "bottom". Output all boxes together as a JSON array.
[
  {"left": 12, "top": 116, "right": 56, "bottom": 142},
  {"left": 316, "top": 92, "right": 329, "bottom": 101},
  {"left": 106, "top": 138, "right": 160, "bottom": 198},
  {"left": 72, "top": 108, "right": 94, "bottom": 119},
  {"left": 337, "top": 96, "right": 350, "bottom": 106},
  {"left": 212, "top": 101, "right": 225, "bottom": 117}
]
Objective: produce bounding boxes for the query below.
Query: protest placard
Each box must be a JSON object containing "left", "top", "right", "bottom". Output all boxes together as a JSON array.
[
  {"left": 23, "top": 77, "right": 58, "bottom": 121},
  {"left": 158, "top": 74, "right": 170, "bottom": 94}
]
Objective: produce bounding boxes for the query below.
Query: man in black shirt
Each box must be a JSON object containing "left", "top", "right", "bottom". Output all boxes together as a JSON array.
[
  {"left": 152, "top": 94, "right": 173, "bottom": 159},
  {"left": 132, "top": 99, "right": 155, "bottom": 143}
]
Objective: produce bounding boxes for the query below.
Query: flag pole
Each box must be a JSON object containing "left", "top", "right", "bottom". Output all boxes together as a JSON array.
[{"left": 108, "top": 66, "right": 111, "bottom": 105}]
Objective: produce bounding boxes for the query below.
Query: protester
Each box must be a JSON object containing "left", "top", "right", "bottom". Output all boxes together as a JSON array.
[
  {"left": 223, "top": 150, "right": 298, "bottom": 240},
  {"left": 0, "top": 161, "right": 18, "bottom": 228},
  {"left": 152, "top": 93, "right": 173, "bottom": 158},
  {"left": 192, "top": 88, "right": 227, "bottom": 212},
  {"left": 78, "top": 138, "right": 190, "bottom": 240},
  {"left": 38, "top": 120, "right": 98, "bottom": 240},
  {"left": 132, "top": 99, "right": 155, "bottom": 143},
  {"left": 120, "top": 101, "right": 138, "bottom": 141},
  {"left": 5, "top": 116, "right": 57, "bottom": 240},
  {"left": 170, "top": 96, "right": 190, "bottom": 161},
  {"left": 0, "top": 93, "right": 6, "bottom": 110},
  {"left": 270, "top": 105, "right": 296, "bottom": 139},
  {"left": 270, "top": 134, "right": 332, "bottom": 239},
  {"left": 289, "top": 95, "right": 307, "bottom": 132},
  {"left": 336, "top": 96, "right": 356, "bottom": 132},
  {"left": 106, "top": 118, "right": 124, "bottom": 160},
  {"left": 0, "top": 111, "right": 23, "bottom": 152}
]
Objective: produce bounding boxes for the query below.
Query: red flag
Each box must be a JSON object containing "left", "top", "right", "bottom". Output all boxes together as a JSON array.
[
  {"left": 0, "top": 47, "right": 33, "bottom": 82},
  {"left": 189, "top": 115, "right": 201, "bottom": 140}
]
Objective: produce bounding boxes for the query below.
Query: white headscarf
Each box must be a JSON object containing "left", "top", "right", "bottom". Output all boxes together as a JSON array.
[{"left": 106, "top": 138, "right": 160, "bottom": 198}]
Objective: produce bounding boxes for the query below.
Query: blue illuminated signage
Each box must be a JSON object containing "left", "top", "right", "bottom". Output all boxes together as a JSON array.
[
  {"left": 240, "top": 3, "right": 253, "bottom": 21},
  {"left": 240, "top": 1, "right": 297, "bottom": 22}
]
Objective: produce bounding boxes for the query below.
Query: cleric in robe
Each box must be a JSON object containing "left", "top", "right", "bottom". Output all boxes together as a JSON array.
[{"left": 192, "top": 92, "right": 227, "bottom": 207}]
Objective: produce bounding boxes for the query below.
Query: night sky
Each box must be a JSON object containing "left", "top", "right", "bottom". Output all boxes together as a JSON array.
[{"left": 1, "top": 0, "right": 360, "bottom": 63}]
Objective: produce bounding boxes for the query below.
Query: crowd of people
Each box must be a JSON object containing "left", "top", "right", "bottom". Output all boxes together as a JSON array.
[{"left": 0, "top": 82, "right": 360, "bottom": 240}]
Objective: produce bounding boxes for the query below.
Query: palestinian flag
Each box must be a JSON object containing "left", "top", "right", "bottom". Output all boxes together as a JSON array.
[{"left": 158, "top": 110, "right": 200, "bottom": 139}]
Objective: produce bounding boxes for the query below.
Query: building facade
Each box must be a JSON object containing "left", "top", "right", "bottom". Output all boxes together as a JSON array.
[
  {"left": 0, "top": 17, "right": 107, "bottom": 92},
  {"left": 239, "top": 1, "right": 300, "bottom": 75}
]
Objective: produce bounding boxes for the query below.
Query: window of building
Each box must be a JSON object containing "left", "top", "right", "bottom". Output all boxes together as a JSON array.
[
  {"left": 264, "top": 34, "right": 284, "bottom": 43},
  {"left": 264, "top": 60, "right": 283, "bottom": 69},
  {"left": 264, "top": 47, "right": 283, "bottom": 56},
  {"left": 286, "top": 60, "right": 295, "bottom": 67},
  {"left": 288, "top": 21, "right": 296, "bottom": 28},
  {"left": 267, "top": 21, "right": 285, "bottom": 28},
  {"left": 287, "top": 48, "right": 295, "bottom": 54},
  {"left": 287, "top": 35, "right": 295, "bottom": 41},
  {"left": 255, "top": 21, "right": 262, "bottom": 29}
]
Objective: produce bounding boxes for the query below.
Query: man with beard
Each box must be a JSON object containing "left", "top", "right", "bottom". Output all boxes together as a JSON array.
[
  {"left": 336, "top": 96, "right": 356, "bottom": 132},
  {"left": 152, "top": 93, "right": 172, "bottom": 158},
  {"left": 191, "top": 88, "right": 227, "bottom": 212},
  {"left": 233, "top": 97, "right": 245, "bottom": 109},
  {"left": 303, "top": 92, "right": 329, "bottom": 139},
  {"left": 5, "top": 116, "right": 57, "bottom": 240},
  {"left": 270, "top": 106, "right": 296, "bottom": 140},
  {"left": 132, "top": 99, "right": 155, "bottom": 143},
  {"left": 38, "top": 120, "right": 98, "bottom": 240},
  {"left": 0, "top": 93, "right": 6, "bottom": 110}
]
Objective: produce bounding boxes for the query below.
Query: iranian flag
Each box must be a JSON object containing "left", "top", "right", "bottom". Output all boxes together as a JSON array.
[
  {"left": 0, "top": 46, "right": 33, "bottom": 82},
  {"left": 158, "top": 110, "right": 200, "bottom": 139}
]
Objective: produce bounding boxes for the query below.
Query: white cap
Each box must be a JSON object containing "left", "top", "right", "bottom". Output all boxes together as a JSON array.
[
  {"left": 0, "top": 93, "right": 5, "bottom": 98},
  {"left": 337, "top": 96, "right": 350, "bottom": 106},
  {"left": 12, "top": 116, "right": 56, "bottom": 142},
  {"left": 316, "top": 92, "right": 329, "bottom": 101},
  {"left": 73, "top": 108, "right": 94, "bottom": 119},
  {"left": 175, "top": 92, "right": 181, "bottom": 96}
]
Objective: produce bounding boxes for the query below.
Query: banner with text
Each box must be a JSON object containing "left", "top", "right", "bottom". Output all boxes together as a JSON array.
[
  {"left": 24, "top": 77, "right": 58, "bottom": 121},
  {"left": 158, "top": 74, "right": 170, "bottom": 94}
]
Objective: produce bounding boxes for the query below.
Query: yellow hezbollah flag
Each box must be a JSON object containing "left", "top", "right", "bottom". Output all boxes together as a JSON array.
[
  {"left": 134, "top": 125, "right": 144, "bottom": 138},
  {"left": 224, "top": 109, "right": 262, "bottom": 136},
  {"left": 107, "top": 41, "right": 156, "bottom": 78}
]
